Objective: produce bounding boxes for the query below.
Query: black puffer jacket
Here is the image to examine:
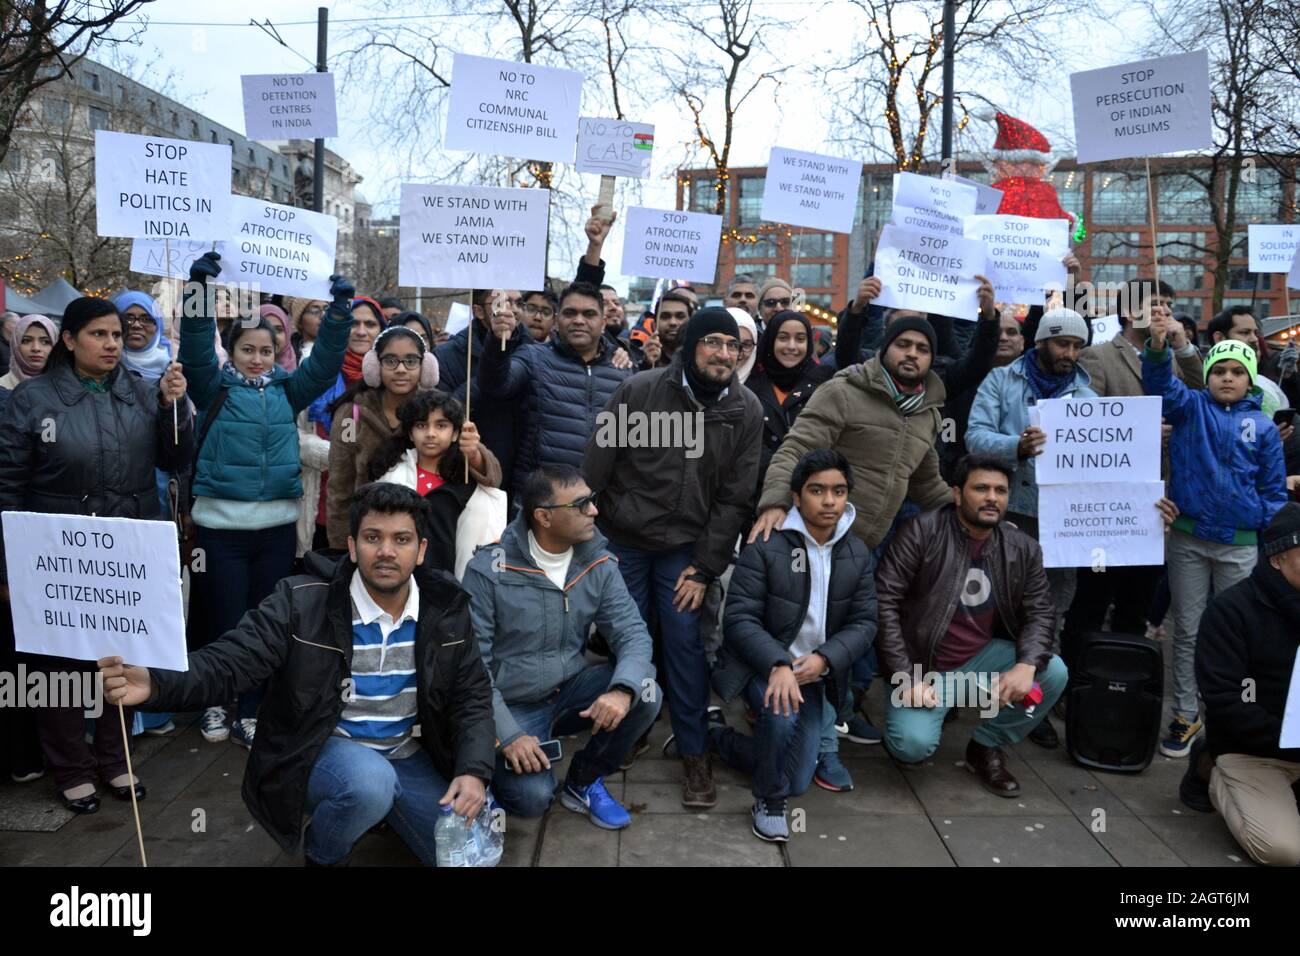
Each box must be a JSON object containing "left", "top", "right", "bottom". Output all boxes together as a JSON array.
[
  {"left": 746, "top": 363, "right": 835, "bottom": 493},
  {"left": 1196, "top": 559, "right": 1300, "bottom": 762},
  {"left": 148, "top": 551, "right": 496, "bottom": 851},
  {"left": 713, "top": 516, "right": 877, "bottom": 712},
  {"left": 0, "top": 361, "right": 194, "bottom": 581},
  {"left": 584, "top": 351, "right": 763, "bottom": 579},
  {"left": 478, "top": 333, "right": 631, "bottom": 495}
]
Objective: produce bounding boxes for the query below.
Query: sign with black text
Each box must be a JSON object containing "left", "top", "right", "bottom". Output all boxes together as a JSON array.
[
  {"left": 95, "top": 130, "right": 232, "bottom": 240},
  {"left": 1248, "top": 225, "right": 1300, "bottom": 274},
  {"left": 760, "top": 147, "right": 862, "bottom": 234},
  {"left": 241, "top": 72, "right": 338, "bottom": 140},
  {"left": 620, "top": 207, "right": 723, "bottom": 284},
  {"left": 216, "top": 196, "right": 337, "bottom": 299},
  {"left": 963, "top": 215, "right": 1069, "bottom": 306},
  {"left": 575, "top": 117, "right": 654, "bottom": 178},
  {"left": 873, "top": 224, "right": 986, "bottom": 320},
  {"left": 444, "top": 53, "right": 583, "bottom": 164},
  {"left": 1035, "top": 395, "right": 1162, "bottom": 485}
]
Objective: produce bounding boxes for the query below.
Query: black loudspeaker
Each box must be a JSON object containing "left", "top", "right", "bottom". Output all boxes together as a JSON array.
[{"left": 1065, "top": 631, "right": 1163, "bottom": 773}]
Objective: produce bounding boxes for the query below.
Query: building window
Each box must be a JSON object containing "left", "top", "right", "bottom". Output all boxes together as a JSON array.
[
  {"left": 1089, "top": 262, "right": 1133, "bottom": 287},
  {"left": 863, "top": 174, "right": 894, "bottom": 240},
  {"left": 793, "top": 232, "right": 836, "bottom": 258},
  {"left": 1046, "top": 169, "right": 1085, "bottom": 221},
  {"left": 1090, "top": 230, "right": 1143, "bottom": 260},
  {"left": 227, "top": 138, "right": 234, "bottom": 149},
  {"left": 1236, "top": 166, "right": 1284, "bottom": 223},
  {"left": 738, "top": 175, "right": 765, "bottom": 226},
  {"left": 190, "top": 119, "right": 199, "bottom": 137},
  {"left": 232, "top": 167, "right": 242, "bottom": 186},
  {"left": 1155, "top": 261, "right": 1205, "bottom": 291},
  {"left": 688, "top": 177, "right": 723, "bottom": 215},
  {"left": 1157, "top": 230, "right": 1205, "bottom": 258},
  {"left": 1156, "top": 171, "right": 1211, "bottom": 224},
  {"left": 2, "top": 148, "right": 22, "bottom": 172},
  {"left": 148, "top": 100, "right": 159, "bottom": 118},
  {"left": 117, "top": 84, "right": 127, "bottom": 104},
  {"left": 1091, "top": 172, "right": 1147, "bottom": 225},
  {"left": 209, "top": 130, "right": 217, "bottom": 143},
  {"left": 42, "top": 98, "right": 70, "bottom": 124},
  {"left": 792, "top": 262, "right": 834, "bottom": 288},
  {"left": 87, "top": 105, "right": 110, "bottom": 130},
  {"left": 170, "top": 111, "right": 179, "bottom": 129},
  {"left": 82, "top": 71, "right": 100, "bottom": 92},
  {"left": 1226, "top": 266, "right": 1268, "bottom": 291},
  {"left": 735, "top": 236, "right": 778, "bottom": 259},
  {"left": 248, "top": 148, "right": 255, "bottom": 162},
  {"left": 1219, "top": 296, "right": 1271, "bottom": 320}
]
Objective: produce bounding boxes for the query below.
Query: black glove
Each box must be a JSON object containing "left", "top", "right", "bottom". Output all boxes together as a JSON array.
[
  {"left": 189, "top": 251, "right": 222, "bottom": 285},
  {"left": 328, "top": 274, "right": 355, "bottom": 305}
]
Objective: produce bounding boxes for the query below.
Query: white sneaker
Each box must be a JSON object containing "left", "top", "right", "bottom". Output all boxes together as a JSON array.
[
  {"left": 201, "top": 706, "right": 230, "bottom": 742},
  {"left": 142, "top": 719, "right": 176, "bottom": 736}
]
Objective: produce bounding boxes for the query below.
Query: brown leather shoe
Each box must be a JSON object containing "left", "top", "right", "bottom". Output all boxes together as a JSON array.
[
  {"left": 682, "top": 754, "right": 717, "bottom": 809},
  {"left": 965, "top": 739, "right": 1020, "bottom": 798}
]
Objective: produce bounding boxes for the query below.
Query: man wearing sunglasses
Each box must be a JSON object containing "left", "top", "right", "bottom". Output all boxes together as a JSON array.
[
  {"left": 463, "top": 465, "right": 659, "bottom": 829},
  {"left": 757, "top": 277, "right": 796, "bottom": 336},
  {"left": 585, "top": 307, "right": 763, "bottom": 809}
]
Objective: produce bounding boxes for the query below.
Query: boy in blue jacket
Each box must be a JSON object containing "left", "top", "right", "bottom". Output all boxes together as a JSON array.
[{"left": 1143, "top": 318, "right": 1288, "bottom": 759}]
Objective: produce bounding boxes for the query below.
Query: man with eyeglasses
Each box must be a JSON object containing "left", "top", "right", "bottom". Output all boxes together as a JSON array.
[
  {"left": 586, "top": 307, "right": 763, "bottom": 808},
  {"left": 520, "top": 289, "right": 559, "bottom": 343},
  {"left": 463, "top": 464, "right": 659, "bottom": 828},
  {"left": 478, "top": 282, "right": 634, "bottom": 498}
]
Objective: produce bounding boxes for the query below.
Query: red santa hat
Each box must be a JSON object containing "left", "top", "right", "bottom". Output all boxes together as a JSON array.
[{"left": 991, "top": 113, "right": 1053, "bottom": 164}]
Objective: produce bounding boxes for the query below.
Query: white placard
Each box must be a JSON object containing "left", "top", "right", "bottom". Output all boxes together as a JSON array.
[
  {"left": 1290, "top": 248, "right": 1300, "bottom": 292},
  {"left": 1088, "top": 314, "right": 1122, "bottom": 345},
  {"left": 444, "top": 53, "right": 583, "bottom": 164},
  {"left": 873, "top": 224, "right": 986, "bottom": 321},
  {"left": 890, "top": 172, "right": 978, "bottom": 238},
  {"left": 576, "top": 117, "right": 654, "bottom": 178},
  {"left": 760, "top": 147, "right": 863, "bottom": 234},
  {"left": 94, "top": 130, "right": 232, "bottom": 240},
  {"left": 446, "top": 301, "right": 473, "bottom": 337},
  {"left": 398, "top": 184, "right": 549, "bottom": 291},
  {"left": 1038, "top": 481, "right": 1167, "bottom": 568},
  {"left": 620, "top": 206, "right": 723, "bottom": 284},
  {"left": 1248, "top": 225, "right": 1300, "bottom": 274},
  {"left": 1070, "top": 50, "right": 1213, "bottom": 165},
  {"left": 215, "top": 195, "right": 337, "bottom": 299},
  {"left": 130, "top": 238, "right": 211, "bottom": 280},
  {"left": 964, "top": 215, "right": 1069, "bottom": 306},
  {"left": 3, "top": 513, "right": 187, "bottom": 671},
  {"left": 946, "top": 174, "right": 1004, "bottom": 215},
  {"left": 241, "top": 72, "right": 338, "bottom": 140},
  {"left": 1281, "top": 649, "right": 1300, "bottom": 748},
  {"left": 1035, "top": 395, "right": 1162, "bottom": 485}
]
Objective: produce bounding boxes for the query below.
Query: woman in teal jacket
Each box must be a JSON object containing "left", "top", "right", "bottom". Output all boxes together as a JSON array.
[{"left": 179, "top": 252, "right": 355, "bottom": 747}]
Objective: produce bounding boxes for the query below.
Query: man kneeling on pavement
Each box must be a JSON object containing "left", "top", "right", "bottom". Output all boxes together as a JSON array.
[
  {"left": 1180, "top": 502, "right": 1300, "bottom": 867},
  {"left": 462, "top": 464, "right": 661, "bottom": 830},
  {"left": 99, "top": 483, "right": 496, "bottom": 866},
  {"left": 710, "top": 449, "right": 878, "bottom": 842},
  {"left": 875, "top": 455, "right": 1069, "bottom": 796}
]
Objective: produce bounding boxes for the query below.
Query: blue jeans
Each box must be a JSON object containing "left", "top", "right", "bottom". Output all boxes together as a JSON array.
[
  {"left": 607, "top": 543, "right": 710, "bottom": 756},
  {"left": 195, "top": 522, "right": 297, "bottom": 720},
  {"left": 884, "top": 639, "right": 1069, "bottom": 762},
  {"left": 818, "top": 645, "right": 878, "bottom": 756},
  {"left": 491, "top": 663, "right": 661, "bottom": 817},
  {"left": 304, "top": 736, "right": 453, "bottom": 866},
  {"left": 715, "top": 675, "right": 825, "bottom": 802}
]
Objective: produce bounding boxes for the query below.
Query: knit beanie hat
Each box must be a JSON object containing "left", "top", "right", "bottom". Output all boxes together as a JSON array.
[
  {"left": 1204, "top": 339, "right": 1258, "bottom": 385},
  {"left": 1262, "top": 502, "right": 1300, "bottom": 557},
  {"left": 1035, "top": 307, "right": 1089, "bottom": 344},
  {"left": 682, "top": 306, "right": 739, "bottom": 403},
  {"left": 758, "top": 277, "right": 794, "bottom": 306},
  {"left": 880, "top": 315, "right": 937, "bottom": 356}
]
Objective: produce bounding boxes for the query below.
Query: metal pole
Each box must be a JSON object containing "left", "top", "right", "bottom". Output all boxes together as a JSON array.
[
  {"left": 312, "top": 7, "right": 327, "bottom": 214},
  {"left": 940, "top": 0, "right": 955, "bottom": 164}
]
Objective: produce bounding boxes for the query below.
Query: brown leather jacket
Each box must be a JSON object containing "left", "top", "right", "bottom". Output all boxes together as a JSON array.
[{"left": 874, "top": 505, "right": 1056, "bottom": 681}]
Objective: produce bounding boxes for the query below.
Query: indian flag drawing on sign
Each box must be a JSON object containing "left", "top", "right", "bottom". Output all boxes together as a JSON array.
[{"left": 634, "top": 133, "right": 654, "bottom": 150}]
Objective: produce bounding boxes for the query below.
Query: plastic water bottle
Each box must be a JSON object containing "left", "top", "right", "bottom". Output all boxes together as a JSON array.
[
  {"left": 434, "top": 805, "right": 472, "bottom": 867},
  {"left": 471, "top": 796, "right": 504, "bottom": 867}
]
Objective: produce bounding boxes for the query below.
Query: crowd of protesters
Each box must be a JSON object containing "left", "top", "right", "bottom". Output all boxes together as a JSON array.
[{"left": 1, "top": 205, "right": 1299, "bottom": 868}]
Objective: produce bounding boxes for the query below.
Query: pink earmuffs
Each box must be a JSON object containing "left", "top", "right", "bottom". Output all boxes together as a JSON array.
[{"left": 362, "top": 327, "right": 439, "bottom": 389}]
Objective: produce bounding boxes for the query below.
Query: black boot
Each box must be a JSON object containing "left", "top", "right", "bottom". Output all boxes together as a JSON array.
[
  {"left": 1027, "top": 717, "right": 1059, "bottom": 749},
  {"left": 1179, "top": 738, "right": 1214, "bottom": 813}
]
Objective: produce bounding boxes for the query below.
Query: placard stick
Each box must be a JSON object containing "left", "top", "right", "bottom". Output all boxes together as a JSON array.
[
  {"left": 117, "top": 702, "right": 148, "bottom": 867},
  {"left": 597, "top": 175, "right": 616, "bottom": 222},
  {"left": 465, "top": 301, "right": 473, "bottom": 483},
  {"left": 166, "top": 239, "right": 178, "bottom": 443},
  {"left": 1144, "top": 158, "right": 1161, "bottom": 292}
]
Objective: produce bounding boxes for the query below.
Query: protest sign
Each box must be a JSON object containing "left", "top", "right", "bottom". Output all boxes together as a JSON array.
[
  {"left": 620, "top": 206, "right": 723, "bottom": 284},
  {"left": 890, "top": 172, "right": 978, "bottom": 238},
  {"left": 1088, "top": 314, "right": 1122, "bottom": 345},
  {"left": 1035, "top": 395, "right": 1162, "bottom": 485},
  {"left": 446, "top": 301, "right": 473, "bottom": 337},
  {"left": 215, "top": 195, "right": 337, "bottom": 299},
  {"left": 95, "top": 130, "right": 232, "bottom": 240},
  {"left": 963, "top": 215, "right": 1069, "bottom": 306},
  {"left": 444, "top": 53, "right": 583, "bottom": 164},
  {"left": 1038, "top": 481, "right": 1167, "bottom": 568},
  {"left": 945, "top": 173, "right": 1004, "bottom": 215},
  {"left": 1070, "top": 50, "right": 1213, "bottom": 164},
  {"left": 873, "top": 224, "right": 986, "bottom": 320},
  {"left": 576, "top": 117, "right": 654, "bottom": 178},
  {"left": 130, "top": 238, "right": 210, "bottom": 280},
  {"left": 398, "top": 184, "right": 550, "bottom": 291},
  {"left": 241, "top": 72, "right": 338, "bottom": 140},
  {"left": 3, "top": 513, "right": 187, "bottom": 671},
  {"left": 760, "top": 147, "right": 863, "bottom": 234},
  {"left": 1248, "top": 225, "right": 1300, "bottom": 274},
  {"left": 1290, "top": 249, "right": 1300, "bottom": 292}
]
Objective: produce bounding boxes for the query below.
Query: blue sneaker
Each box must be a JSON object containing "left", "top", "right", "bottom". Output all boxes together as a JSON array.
[
  {"left": 560, "top": 777, "right": 631, "bottom": 830},
  {"left": 838, "top": 715, "right": 884, "bottom": 745},
  {"left": 1159, "top": 714, "right": 1203, "bottom": 759},
  {"left": 230, "top": 718, "right": 256, "bottom": 750},
  {"left": 814, "top": 752, "right": 854, "bottom": 792},
  {"left": 751, "top": 799, "right": 789, "bottom": 842}
]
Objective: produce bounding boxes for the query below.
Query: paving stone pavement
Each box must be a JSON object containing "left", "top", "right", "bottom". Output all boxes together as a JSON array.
[{"left": 0, "top": 679, "right": 1257, "bottom": 867}]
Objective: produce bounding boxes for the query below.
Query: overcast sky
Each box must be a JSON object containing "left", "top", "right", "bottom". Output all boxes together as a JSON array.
[{"left": 105, "top": 0, "right": 1154, "bottom": 292}]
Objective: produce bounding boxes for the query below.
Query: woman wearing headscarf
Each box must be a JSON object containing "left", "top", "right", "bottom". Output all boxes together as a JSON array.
[
  {"left": 0, "top": 314, "right": 58, "bottom": 397},
  {"left": 284, "top": 295, "right": 327, "bottom": 364},
  {"left": 729, "top": 307, "right": 758, "bottom": 385},
  {"left": 398, "top": 310, "right": 436, "bottom": 352},
  {"left": 259, "top": 303, "right": 299, "bottom": 373},
  {"left": 0, "top": 296, "right": 192, "bottom": 812},
  {"left": 113, "top": 291, "right": 173, "bottom": 382},
  {"left": 178, "top": 253, "right": 354, "bottom": 748},
  {"left": 744, "top": 309, "right": 835, "bottom": 493}
]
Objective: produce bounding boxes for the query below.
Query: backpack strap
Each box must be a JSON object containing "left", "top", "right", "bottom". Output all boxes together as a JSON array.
[{"left": 193, "top": 386, "right": 230, "bottom": 465}]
